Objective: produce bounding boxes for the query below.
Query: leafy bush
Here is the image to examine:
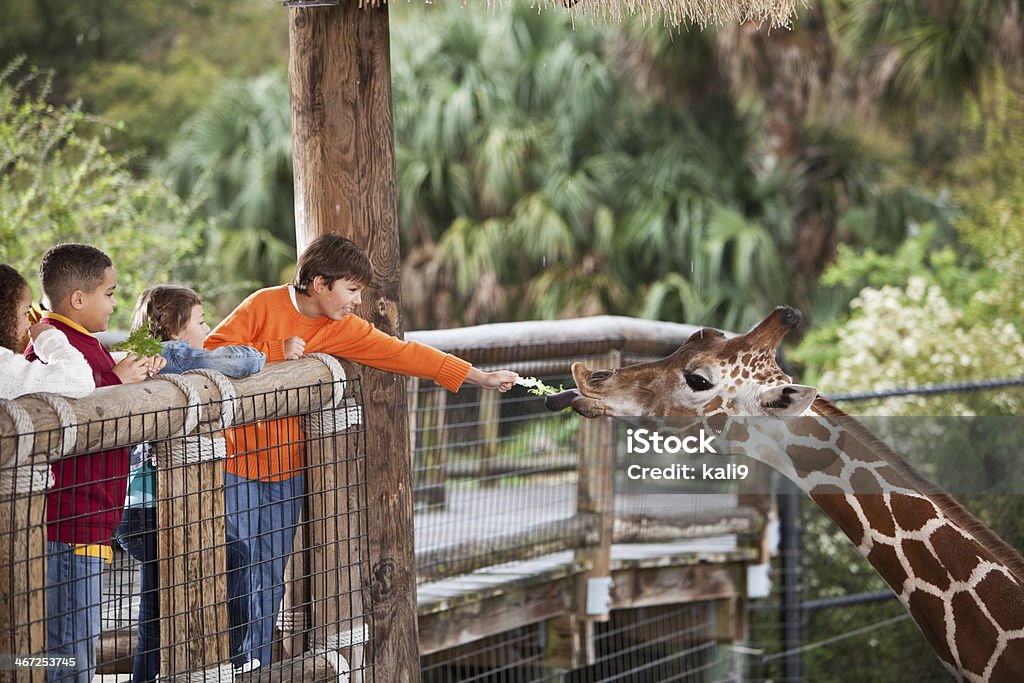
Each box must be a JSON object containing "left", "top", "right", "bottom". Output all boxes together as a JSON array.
[{"left": 0, "top": 60, "right": 211, "bottom": 329}]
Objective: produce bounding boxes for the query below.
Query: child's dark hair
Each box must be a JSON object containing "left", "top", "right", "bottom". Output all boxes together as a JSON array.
[
  {"left": 131, "top": 285, "right": 202, "bottom": 340},
  {"left": 0, "top": 264, "right": 29, "bottom": 352},
  {"left": 293, "top": 234, "right": 373, "bottom": 294},
  {"left": 39, "top": 243, "right": 113, "bottom": 307}
]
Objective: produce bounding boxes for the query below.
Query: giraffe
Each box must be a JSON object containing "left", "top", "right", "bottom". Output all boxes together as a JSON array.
[{"left": 545, "top": 306, "right": 1024, "bottom": 681}]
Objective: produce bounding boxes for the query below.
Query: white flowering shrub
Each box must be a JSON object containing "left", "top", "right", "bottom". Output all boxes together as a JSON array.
[{"left": 813, "top": 277, "right": 1024, "bottom": 416}]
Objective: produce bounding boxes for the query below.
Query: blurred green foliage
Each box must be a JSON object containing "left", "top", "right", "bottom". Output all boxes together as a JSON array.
[{"left": 0, "top": 60, "right": 215, "bottom": 330}]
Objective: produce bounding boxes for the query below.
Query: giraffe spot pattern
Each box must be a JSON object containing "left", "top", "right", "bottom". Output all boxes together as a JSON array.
[
  {"left": 790, "top": 445, "right": 843, "bottom": 479},
  {"left": 850, "top": 468, "right": 886, "bottom": 494},
  {"left": 857, "top": 493, "right": 897, "bottom": 537},
  {"left": 866, "top": 541, "right": 909, "bottom": 592},
  {"left": 976, "top": 571, "right": 1024, "bottom": 631},
  {"left": 811, "top": 491, "right": 865, "bottom": 544},
  {"left": 988, "top": 637, "right": 1024, "bottom": 681},
  {"left": 951, "top": 591, "right": 999, "bottom": 675},
  {"left": 891, "top": 493, "right": 937, "bottom": 532},
  {"left": 875, "top": 465, "right": 909, "bottom": 489},
  {"left": 900, "top": 538, "right": 951, "bottom": 592},
  {"left": 789, "top": 417, "right": 833, "bottom": 442},
  {"left": 907, "top": 590, "right": 957, "bottom": 668},
  {"left": 932, "top": 526, "right": 985, "bottom": 583}
]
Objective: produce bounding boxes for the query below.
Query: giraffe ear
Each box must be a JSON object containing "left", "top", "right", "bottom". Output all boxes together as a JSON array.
[{"left": 759, "top": 384, "right": 817, "bottom": 417}]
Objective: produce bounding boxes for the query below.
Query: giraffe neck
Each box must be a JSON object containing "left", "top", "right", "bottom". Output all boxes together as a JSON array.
[{"left": 733, "top": 399, "right": 1024, "bottom": 681}]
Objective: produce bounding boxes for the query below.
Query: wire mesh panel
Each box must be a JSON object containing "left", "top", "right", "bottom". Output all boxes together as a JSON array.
[
  {"left": 0, "top": 368, "right": 373, "bottom": 683},
  {"left": 411, "top": 365, "right": 585, "bottom": 584},
  {"left": 419, "top": 605, "right": 732, "bottom": 683}
]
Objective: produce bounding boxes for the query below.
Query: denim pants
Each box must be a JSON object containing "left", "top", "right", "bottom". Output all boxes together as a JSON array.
[
  {"left": 224, "top": 472, "right": 304, "bottom": 667},
  {"left": 115, "top": 506, "right": 251, "bottom": 681},
  {"left": 46, "top": 541, "right": 104, "bottom": 683}
]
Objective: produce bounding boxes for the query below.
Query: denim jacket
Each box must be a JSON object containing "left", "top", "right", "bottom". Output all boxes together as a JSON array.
[
  {"left": 160, "top": 339, "right": 266, "bottom": 378},
  {"left": 123, "top": 341, "right": 266, "bottom": 508}
]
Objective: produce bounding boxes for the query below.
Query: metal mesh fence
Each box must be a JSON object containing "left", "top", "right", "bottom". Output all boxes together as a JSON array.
[
  {"left": 420, "top": 603, "right": 734, "bottom": 683},
  {"left": 0, "top": 369, "right": 370, "bottom": 682}
]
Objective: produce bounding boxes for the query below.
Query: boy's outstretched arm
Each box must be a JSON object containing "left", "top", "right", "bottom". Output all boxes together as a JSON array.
[{"left": 464, "top": 368, "right": 518, "bottom": 392}]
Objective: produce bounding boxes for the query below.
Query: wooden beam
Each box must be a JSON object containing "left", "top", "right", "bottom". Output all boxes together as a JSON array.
[
  {"left": 0, "top": 359, "right": 360, "bottom": 465},
  {"left": 0, "top": 487, "right": 46, "bottom": 683},
  {"left": 418, "top": 577, "right": 575, "bottom": 655},
  {"left": 610, "top": 563, "right": 741, "bottom": 610},
  {"left": 416, "top": 515, "right": 597, "bottom": 584},
  {"left": 287, "top": 1, "right": 418, "bottom": 680},
  {"left": 575, "top": 351, "right": 619, "bottom": 629}
]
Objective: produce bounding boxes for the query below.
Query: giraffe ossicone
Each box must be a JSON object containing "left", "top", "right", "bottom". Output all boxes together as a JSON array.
[{"left": 548, "top": 306, "right": 1024, "bottom": 682}]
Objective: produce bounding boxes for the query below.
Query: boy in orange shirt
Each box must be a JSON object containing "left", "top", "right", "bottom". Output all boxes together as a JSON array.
[{"left": 206, "top": 234, "right": 516, "bottom": 668}]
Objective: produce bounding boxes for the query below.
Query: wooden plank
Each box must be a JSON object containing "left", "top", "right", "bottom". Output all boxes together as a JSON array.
[
  {"left": 610, "top": 563, "right": 741, "bottom": 610},
  {"left": 156, "top": 456, "right": 231, "bottom": 677},
  {"left": 0, "top": 487, "right": 46, "bottom": 683},
  {"left": 416, "top": 515, "right": 595, "bottom": 583},
  {"left": 287, "top": 2, "right": 418, "bottom": 680},
  {"left": 477, "top": 390, "right": 500, "bottom": 489},
  {"left": 278, "top": 508, "right": 309, "bottom": 660},
  {"left": 575, "top": 351, "right": 619, "bottom": 628},
  {"left": 306, "top": 416, "right": 366, "bottom": 680},
  {"left": 418, "top": 576, "right": 574, "bottom": 655},
  {"left": 0, "top": 360, "right": 355, "bottom": 466}
]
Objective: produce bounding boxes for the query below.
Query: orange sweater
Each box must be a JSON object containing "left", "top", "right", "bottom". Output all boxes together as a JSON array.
[{"left": 206, "top": 285, "right": 471, "bottom": 480}]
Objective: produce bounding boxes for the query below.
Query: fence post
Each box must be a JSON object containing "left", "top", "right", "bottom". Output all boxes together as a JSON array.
[
  {"left": 305, "top": 356, "right": 368, "bottom": 681},
  {"left": 0, "top": 400, "right": 51, "bottom": 683},
  {"left": 154, "top": 375, "right": 234, "bottom": 680},
  {"left": 573, "top": 351, "right": 620, "bottom": 659},
  {"left": 416, "top": 387, "right": 449, "bottom": 509},
  {"left": 478, "top": 390, "right": 500, "bottom": 489},
  {"left": 278, "top": 508, "right": 309, "bottom": 660}
]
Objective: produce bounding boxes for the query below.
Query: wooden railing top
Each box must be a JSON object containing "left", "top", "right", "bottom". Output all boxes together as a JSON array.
[
  {"left": 0, "top": 357, "right": 360, "bottom": 465},
  {"left": 407, "top": 315, "right": 702, "bottom": 365}
]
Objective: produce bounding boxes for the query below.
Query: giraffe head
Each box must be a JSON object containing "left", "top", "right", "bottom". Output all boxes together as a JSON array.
[{"left": 547, "top": 306, "right": 818, "bottom": 418}]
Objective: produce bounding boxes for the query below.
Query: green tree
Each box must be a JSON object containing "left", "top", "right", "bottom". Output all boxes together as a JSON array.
[
  {"left": 393, "top": 2, "right": 797, "bottom": 331},
  {"left": 0, "top": 0, "right": 288, "bottom": 159},
  {"left": 0, "top": 61, "right": 211, "bottom": 329},
  {"left": 155, "top": 71, "right": 296, "bottom": 309}
]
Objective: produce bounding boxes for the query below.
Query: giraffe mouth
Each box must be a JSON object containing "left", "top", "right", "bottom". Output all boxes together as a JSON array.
[{"left": 544, "top": 389, "right": 581, "bottom": 412}]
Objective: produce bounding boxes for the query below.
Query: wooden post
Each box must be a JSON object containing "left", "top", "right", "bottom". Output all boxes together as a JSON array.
[
  {"left": 305, "top": 404, "right": 367, "bottom": 681},
  {"left": 0, "top": 413, "right": 48, "bottom": 683},
  {"left": 574, "top": 352, "right": 619, "bottom": 633},
  {"left": 477, "top": 390, "right": 500, "bottom": 489},
  {"left": 155, "top": 436, "right": 233, "bottom": 680},
  {"left": 277, "top": 508, "right": 309, "bottom": 661},
  {"left": 288, "top": 1, "right": 420, "bottom": 678},
  {"left": 419, "top": 387, "right": 449, "bottom": 508}
]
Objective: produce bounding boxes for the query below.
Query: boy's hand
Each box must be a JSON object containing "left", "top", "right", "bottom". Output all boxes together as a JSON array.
[
  {"left": 28, "top": 322, "right": 55, "bottom": 340},
  {"left": 284, "top": 336, "right": 306, "bottom": 360},
  {"left": 113, "top": 354, "right": 151, "bottom": 385},
  {"left": 467, "top": 368, "right": 518, "bottom": 392}
]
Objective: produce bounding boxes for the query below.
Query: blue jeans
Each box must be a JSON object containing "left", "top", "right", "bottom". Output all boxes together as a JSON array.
[
  {"left": 224, "top": 472, "right": 305, "bottom": 667},
  {"left": 46, "top": 541, "right": 104, "bottom": 683},
  {"left": 115, "top": 506, "right": 251, "bottom": 681}
]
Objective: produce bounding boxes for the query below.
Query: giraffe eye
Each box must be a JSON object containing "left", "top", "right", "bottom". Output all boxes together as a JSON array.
[
  {"left": 590, "top": 370, "right": 613, "bottom": 382},
  {"left": 684, "top": 373, "right": 713, "bottom": 392}
]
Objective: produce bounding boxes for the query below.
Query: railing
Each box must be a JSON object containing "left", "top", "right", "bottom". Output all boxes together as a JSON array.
[
  {"left": 0, "top": 316, "right": 765, "bottom": 681},
  {"left": 1, "top": 356, "right": 368, "bottom": 681},
  {"left": 406, "top": 316, "right": 760, "bottom": 586}
]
